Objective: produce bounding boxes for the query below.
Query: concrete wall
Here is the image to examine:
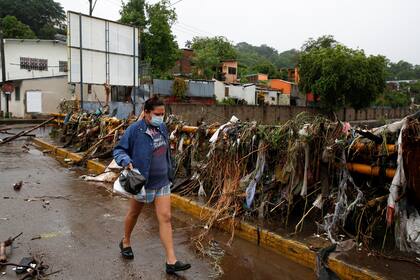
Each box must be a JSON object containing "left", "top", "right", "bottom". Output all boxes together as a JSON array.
[
  {"left": 165, "top": 104, "right": 318, "bottom": 124},
  {"left": 72, "top": 84, "right": 108, "bottom": 102},
  {"left": 1, "top": 76, "right": 73, "bottom": 118},
  {"left": 165, "top": 104, "right": 411, "bottom": 125},
  {"left": 1, "top": 77, "right": 110, "bottom": 118}
]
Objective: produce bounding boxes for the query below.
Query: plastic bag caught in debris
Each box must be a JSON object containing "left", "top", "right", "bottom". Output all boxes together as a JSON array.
[
  {"left": 209, "top": 116, "right": 239, "bottom": 143},
  {"left": 318, "top": 152, "right": 363, "bottom": 243},
  {"left": 244, "top": 141, "right": 266, "bottom": 208},
  {"left": 387, "top": 119, "right": 407, "bottom": 225},
  {"left": 316, "top": 244, "right": 340, "bottom": 280}
]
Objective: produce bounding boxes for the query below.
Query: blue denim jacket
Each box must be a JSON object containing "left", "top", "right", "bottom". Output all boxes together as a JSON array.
[{"left": 113, "top": 119, "right": 173, "bottom": 182}]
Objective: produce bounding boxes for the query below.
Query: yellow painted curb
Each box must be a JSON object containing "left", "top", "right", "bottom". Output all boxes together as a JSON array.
[
  {"left": 32, "top": 138, "right": 384, "bottom": 280},
  {"left": 32, "top": 138, "right": 105, "bottom": 174}
]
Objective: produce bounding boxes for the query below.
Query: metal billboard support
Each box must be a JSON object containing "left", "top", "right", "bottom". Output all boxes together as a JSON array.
[
  {"left": 132, "top": 27, "right": 136, "bottom": 115},
  {"left": 68, "top": 11, "right": 139, "bottom": 111},
  {"left": 79, "top": 13, "right": 84, "bottom": 110},
  {"left": 0, "top": 32, "right": 5, "bottom": 117}
]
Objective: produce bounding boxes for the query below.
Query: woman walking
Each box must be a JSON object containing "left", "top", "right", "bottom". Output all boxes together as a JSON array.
[{"left": 113, "top": 97, "right": 191, "bottom": 274}]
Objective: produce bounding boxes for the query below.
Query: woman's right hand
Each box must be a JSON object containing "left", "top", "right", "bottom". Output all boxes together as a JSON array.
[{"left": 127, "top": 163, "right": 134, "bottom": 170}]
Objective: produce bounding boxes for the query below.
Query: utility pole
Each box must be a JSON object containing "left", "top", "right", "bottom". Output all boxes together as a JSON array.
[
  {"left": 89, "top": 0, "right": 93, "bottom": 15},
  {"left": 0, "top": 31, "right": 7, "bottom": 118},
  {"left": 87, "top": 0, "right": 93, "bottom": 101},
  {"left": 88, "top": 0, "right": 98, "bottom": 15}
]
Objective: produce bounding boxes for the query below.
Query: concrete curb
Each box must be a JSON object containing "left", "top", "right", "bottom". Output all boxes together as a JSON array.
[{"left": 32, "top": 137, "right": 384, "bottom": 280}]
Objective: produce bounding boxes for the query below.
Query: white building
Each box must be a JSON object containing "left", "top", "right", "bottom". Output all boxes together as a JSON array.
[
  {"left": 257, "top": 88, "right": 290, "bottom": 106},
  {"left": 0, "top": 39, "right": 74, "bottom": 118},
  {"left": 214, "top": 81, "right": 257, "bottom": 105},
  {"left": 0, "top": 39, "right": 68, "bottom": 81}
]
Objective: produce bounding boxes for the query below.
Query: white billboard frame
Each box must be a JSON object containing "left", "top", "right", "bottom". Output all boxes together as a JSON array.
[{"left": 67, "top": 11, "right": 139, "bottom": 88}]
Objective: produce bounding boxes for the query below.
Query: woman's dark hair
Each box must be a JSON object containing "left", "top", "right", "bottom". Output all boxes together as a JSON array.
[{"left": 144, "top": 96, "right": 164, "bottom": 112}]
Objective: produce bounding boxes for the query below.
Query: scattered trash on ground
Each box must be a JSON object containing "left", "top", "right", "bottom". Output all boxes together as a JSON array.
[
  {"left": 30, "top": 231, "right": 65, "bottom": 241},
  {"left": 79, "top": 160, "right": 121, "bottom": 183},
  {"left": 13, "top": 181, "right": 23, "bottom": 191},
  {"left": 3, "top": 255, "right": 61, "bottom": 280},
  {"left": 0, "top": 232, "right": 23, "bottom": 263}
]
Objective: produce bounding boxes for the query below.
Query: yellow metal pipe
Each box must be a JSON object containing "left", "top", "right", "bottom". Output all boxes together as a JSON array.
[
  {"left": 180, "top": 125, "right": 217, "bottom": 134},
  {"left": 346, "top": 163, "right": 395, "bottom": 178},
  {"left": 351, "top": 143, "right": 396, "bottom": 154}
]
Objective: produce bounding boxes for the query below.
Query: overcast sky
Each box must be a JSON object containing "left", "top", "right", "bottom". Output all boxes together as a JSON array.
[{"left": 57, "top": 0, "right": 420, "bottom": 64}]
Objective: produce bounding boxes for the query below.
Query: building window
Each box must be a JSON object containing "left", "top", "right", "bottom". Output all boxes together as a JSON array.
[
  {"left": 59, "top": 61, "right": 68, "bottom": 72},
  {"left": 224, "top": 87, "right": 229, "bottom": 97},
  {"left": 228, "top": 67, "right": 237, "bottom": 75},
  {"left": 111, "top": 86, "right": 132, "bottom": 102},
  {"left": 15, "top": 87, "right": 20, "bottom": 101},
  {"left": 20, "top": 57, "right": 48, "bottom": 71},
  {"left": 271, "top": 97, "right": 275, "bottom": 101}
]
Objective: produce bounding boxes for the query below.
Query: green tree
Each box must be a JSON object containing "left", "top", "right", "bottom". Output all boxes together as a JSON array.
[
  {"left": 301, "top": 35, "right": 338, "bottom": 52},
  {"left": 277, "top": 49, "right": 300, "bottom": 68},
  {"left": 235, "top": 42, "right": 299, "bottom": 79},
  {"left": 374, "top": 90, "right": 411, "bottom": 108},
  {"left": 0, "top": 0, "right": 65, "bottom": 39},
  {"left": 172, "top": 78, "right": 187, "bottom": 99},
  {"left": 299, "top": 36, "right": 387, "bottom": 112},
  {"left": 120, "top": 0, "right": 179, "bottom": 78},
  {"left": 251, "top": 60, "right": 279, "bottom": 78},
  {"left": 191, "top": 36, "right": 237, "bottom": 79},
  {"left": 410, "top": 81, "right": 420, "bottom": 103},
  {"left": 386, "top": 60, "right": 420, "bottom": 80},
  {"left": 0, "top": 16, "right": 36, "bottom": 39},
  {"left": 120, "top": 0, "right": 147, "bottom": 29}
]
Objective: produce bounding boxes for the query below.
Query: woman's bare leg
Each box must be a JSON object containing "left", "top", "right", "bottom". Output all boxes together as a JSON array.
[
  {"left": 154, "top": 195, "right": 177, "bottom": 264},
  {"left": 123, "top": 198, "right": 144, "bottom": 247}
]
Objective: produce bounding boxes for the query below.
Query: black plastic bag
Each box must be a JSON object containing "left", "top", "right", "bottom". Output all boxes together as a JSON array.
[
  {"left": 119, "top": 170, "right": 146, "bottom": 195},
  {"left": 316, "top": 244, "right": 340, "bottom": 280}
]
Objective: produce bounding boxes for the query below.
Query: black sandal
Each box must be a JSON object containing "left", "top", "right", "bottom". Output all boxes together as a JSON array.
[
  {"left": 119, "top": 239, "right": 134, "bottom": 260},
  {"left": 166, "top": 261, "right": 191, "bottom": 274}
]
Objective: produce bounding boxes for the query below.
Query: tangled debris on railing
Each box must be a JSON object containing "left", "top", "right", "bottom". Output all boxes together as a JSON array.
[
  {"left": 49, "top": 100, "right": 138, "bottom": 163},
  {"left": 49, "top": 104, "right": 420, "bottom": 256},
  {"left": 167, "top": 111, "right": 420, "bottom": 256}
]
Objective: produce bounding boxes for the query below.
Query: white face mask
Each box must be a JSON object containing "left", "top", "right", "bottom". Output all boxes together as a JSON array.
[{"left": 151, "top": 114, "right": 164, "bottom": 126}]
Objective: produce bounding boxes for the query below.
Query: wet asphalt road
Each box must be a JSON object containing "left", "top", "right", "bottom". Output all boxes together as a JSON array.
[{"left": 0, "top": 134, "right": 313, "bottom": 280}]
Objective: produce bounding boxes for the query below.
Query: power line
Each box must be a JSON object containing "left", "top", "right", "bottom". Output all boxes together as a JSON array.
[
  {"left": 176, "top": 23, "right": 213, "bottom": 37},
  {"left": 177, "top": 21, "right": 213, "bottom": 36},
  {"left": 172, "top": 25, "right": 201, "bottom": 37},
  {"left": 172, "top": 24, "right": 214, "bottom": 38},
  {"left": 169, "top": 0, "right": 185, "bottom": 7}
]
